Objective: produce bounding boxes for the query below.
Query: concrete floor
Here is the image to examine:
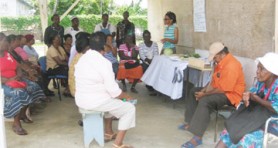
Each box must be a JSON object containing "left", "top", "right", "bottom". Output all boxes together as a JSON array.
[{"left": 4, "top": 83, "right": 277, "bottom": 148}]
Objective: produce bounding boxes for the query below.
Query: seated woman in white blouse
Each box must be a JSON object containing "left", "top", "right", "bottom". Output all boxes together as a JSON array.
[
  {"left": 139, "top": 30, "right": 159, "bottom": 93},
  {"left": 139, "top": 30, "right": 159, "bottom": 72},
  {"left": 75, "top": 32, "right": 135, "bottom": 148}
]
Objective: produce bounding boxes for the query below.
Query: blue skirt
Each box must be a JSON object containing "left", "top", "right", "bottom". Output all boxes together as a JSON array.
[{"left": 3, "top": 79, "right": 45, "bottom": 118}]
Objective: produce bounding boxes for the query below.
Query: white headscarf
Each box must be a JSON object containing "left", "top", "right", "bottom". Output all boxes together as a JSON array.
[{"left": 256, "top": 52, "right": 278, "bottom": 76}]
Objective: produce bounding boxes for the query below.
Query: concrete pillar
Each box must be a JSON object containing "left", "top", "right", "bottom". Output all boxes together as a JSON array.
[{"left": 147, "top": 0, "right": 164, "bottom": 50}]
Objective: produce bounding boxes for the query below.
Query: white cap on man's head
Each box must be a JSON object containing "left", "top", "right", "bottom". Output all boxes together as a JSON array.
[
  {"left": 208, "top": 42, "right": 225, "bottom": 61},
  {"left": 71, "top": 16, "right": 78, "bottom": 21},
  {"left": 256, "top": 52, "right": 278, "bottom": 76}
]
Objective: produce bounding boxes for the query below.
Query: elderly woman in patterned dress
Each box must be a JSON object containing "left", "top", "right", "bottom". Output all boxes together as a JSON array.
[{"left": 216, "top": 52, "right": 278, "bottom": 148}]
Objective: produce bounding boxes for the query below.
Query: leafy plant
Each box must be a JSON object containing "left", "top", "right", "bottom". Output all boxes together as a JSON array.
[
  {"left": 0, "top": 16, "right": 41, "bottom": 33},
  {"left": 29, "top": 0, "right": 147, "bottom": 16},
  {"left": 1, "top": 14, "right": 147, "bottom": 35}
]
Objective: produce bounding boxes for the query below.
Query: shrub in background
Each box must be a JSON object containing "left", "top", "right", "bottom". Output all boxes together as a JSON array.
[{"left": 0, "top": 15, "right": 147, "bottom": 36}]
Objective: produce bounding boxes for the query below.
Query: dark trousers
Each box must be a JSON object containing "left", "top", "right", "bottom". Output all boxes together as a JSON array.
[
  {"left": 184, "top": 87, "right": 230, "bottom": 137},
  {"left": 112, "top": 62, "right": 119, "bottom": 78},
  {"left": 142, "top": 62, "right": 154, "bottom": 91},
  {"left": 43, "top": 66, "right": 69, "bottom": 89}
]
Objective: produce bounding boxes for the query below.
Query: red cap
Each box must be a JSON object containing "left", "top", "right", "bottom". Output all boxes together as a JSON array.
[{"left": 25, "top": 34, "right": 34, "bottom": 42}]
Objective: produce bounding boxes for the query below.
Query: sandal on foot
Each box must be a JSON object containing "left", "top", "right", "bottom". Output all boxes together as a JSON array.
[
  {"left": 21, "top": 117, "right": 33, "bottom": 124},
  {"left": 130, "top": 87, "right": 138, "bottom": 93},
  {"left": 104, "top": 133, "right": 117, "bottom": 142},
  {"left": 113, "top": 144, "right": 133, "bottom": 148},
  {"left": 181, "top": 136, "right": 202, "bottom": 148},
  {"left": 178, "top": 123, "right": 189, "bottom": 131},
  {"left": 12, "top": 125, "right": 28, "bottom": 135},
  {"left": 63, "top": 92, "right": 73, "bottom": 97},
  {"left": 149, "top": 92, "right": 157, "bottom": 96}
]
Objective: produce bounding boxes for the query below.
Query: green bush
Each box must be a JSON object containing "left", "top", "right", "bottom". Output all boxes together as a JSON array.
[
  {"left": 0, "top": 16, "right": 41, "bottom": 33},
  {"left": 1, "top": 15, "right": 147, "bottom": 34}
]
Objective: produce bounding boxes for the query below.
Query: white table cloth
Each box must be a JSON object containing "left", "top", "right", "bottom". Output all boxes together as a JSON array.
[{"left": 141, "top": 55, "right": 188, "bottom": 100}]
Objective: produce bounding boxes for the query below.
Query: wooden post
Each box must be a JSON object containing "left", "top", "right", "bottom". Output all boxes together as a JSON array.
[{"left": 60, "top": 0, "right": 81, "bottom": 21}]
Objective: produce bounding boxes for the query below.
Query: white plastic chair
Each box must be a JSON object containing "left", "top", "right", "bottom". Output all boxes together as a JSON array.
[{"left": 263, "top": 117, "right": 278, "bottom": 148}]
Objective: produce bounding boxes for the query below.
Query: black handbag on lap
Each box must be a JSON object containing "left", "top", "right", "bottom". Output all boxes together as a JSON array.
[
  {"left": 225, "top": 99, "right": 273, "bottom": 144},
  {"left": 124, "top": 60, "right": 140, "bottom": 69}
]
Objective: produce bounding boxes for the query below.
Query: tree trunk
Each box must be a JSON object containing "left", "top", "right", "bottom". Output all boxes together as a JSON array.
[
  {"left": 60, "top": 0, "right": 81, "bottom": 21},
  {"left": 53, "top": 0, "right": 59, "bottom": 14},
  {"left": 38, "top": 0, "right": 48, "bottom": 40}
]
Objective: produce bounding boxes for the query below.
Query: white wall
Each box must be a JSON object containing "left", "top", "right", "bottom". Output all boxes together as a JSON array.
[
  {"left": 0, "top": 0, "right": 17, "bottom": 16},
  {"left": 148, "top": 0, "right": 194, "bottom": 53},
  {"left": 0, "top": 0, "right": 33, "bottom": 17},
  {"left": 17, "top": 1, "right": 32, "bottom": 16},
  {"left": 148, "top": 0, "right": 275, "bottom": 58}
]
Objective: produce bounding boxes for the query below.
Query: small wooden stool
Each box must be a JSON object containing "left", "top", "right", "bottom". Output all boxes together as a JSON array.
[{"left": 79, "top": 108, "right": 104, "bottom": 148}]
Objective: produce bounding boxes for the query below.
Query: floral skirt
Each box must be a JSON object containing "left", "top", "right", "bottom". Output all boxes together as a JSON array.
[{"left": 220, "top": 128, "right": 264, "bottom": 148}]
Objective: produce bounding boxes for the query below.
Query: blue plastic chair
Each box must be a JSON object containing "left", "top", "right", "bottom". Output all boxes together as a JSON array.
[{"left": 38, "top": 56, "right": 67, "bottom": 101}]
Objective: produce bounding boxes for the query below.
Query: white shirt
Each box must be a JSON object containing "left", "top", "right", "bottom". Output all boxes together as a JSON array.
[
  {"left": 23, "top": 45, "right": 39, "bottom": 60},
  {"left": 139, "top": 42, "right": 159, "bottom": 61},
  {"left": 94, "top": 23, "right": 116, "bottom": 34},
  {"left": 74, "top": 50, "right": 122, "bottom": 109},
  {"left": 64, "top": 27, "right": 83, "bottom": 45}
]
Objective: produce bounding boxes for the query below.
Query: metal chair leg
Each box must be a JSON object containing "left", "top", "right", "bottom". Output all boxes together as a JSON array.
[{"left": 57, "top": 79, "right": 61, "bottom": 101}]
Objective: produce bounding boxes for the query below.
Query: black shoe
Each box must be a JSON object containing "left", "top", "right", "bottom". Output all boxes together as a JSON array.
[
  {"left": 149, "top": 92, "right": 158, "bottom": 96},
  {"left": 63, "top": 92, "right": 73, "bottom": 98},
  {"left": 48, "top": 89, "right": 54, "bottom": 94},
  {"left": 53, "top": 81, "right": 58, "bottom": 89},
  {"left": 61, "top": 79, "right": 67, "bottom": 87},
  {"left": 44, "top": 91, "right": 55, "bottom": 96},
  {"left": 130, "top": 87, "right": 138, "bottom": 93},
  {"left": 146, "top": 85, "right": 155, "bottom": 91},
  {"left": 78, "top": 120, "right": 83, "bottom": 127}
]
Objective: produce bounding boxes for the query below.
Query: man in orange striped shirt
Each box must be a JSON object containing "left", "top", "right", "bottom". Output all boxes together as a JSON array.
[{"left": 180, "top": 42, "right": 246, "bottom": 148}]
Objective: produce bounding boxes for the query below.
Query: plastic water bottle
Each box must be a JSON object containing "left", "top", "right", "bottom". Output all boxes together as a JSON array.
[
  {"left": 127, "top": 99, "right": 137, "bottom": 105},
  {"left": 122, "top": 98, "right": 137, "bottom": 105}
]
